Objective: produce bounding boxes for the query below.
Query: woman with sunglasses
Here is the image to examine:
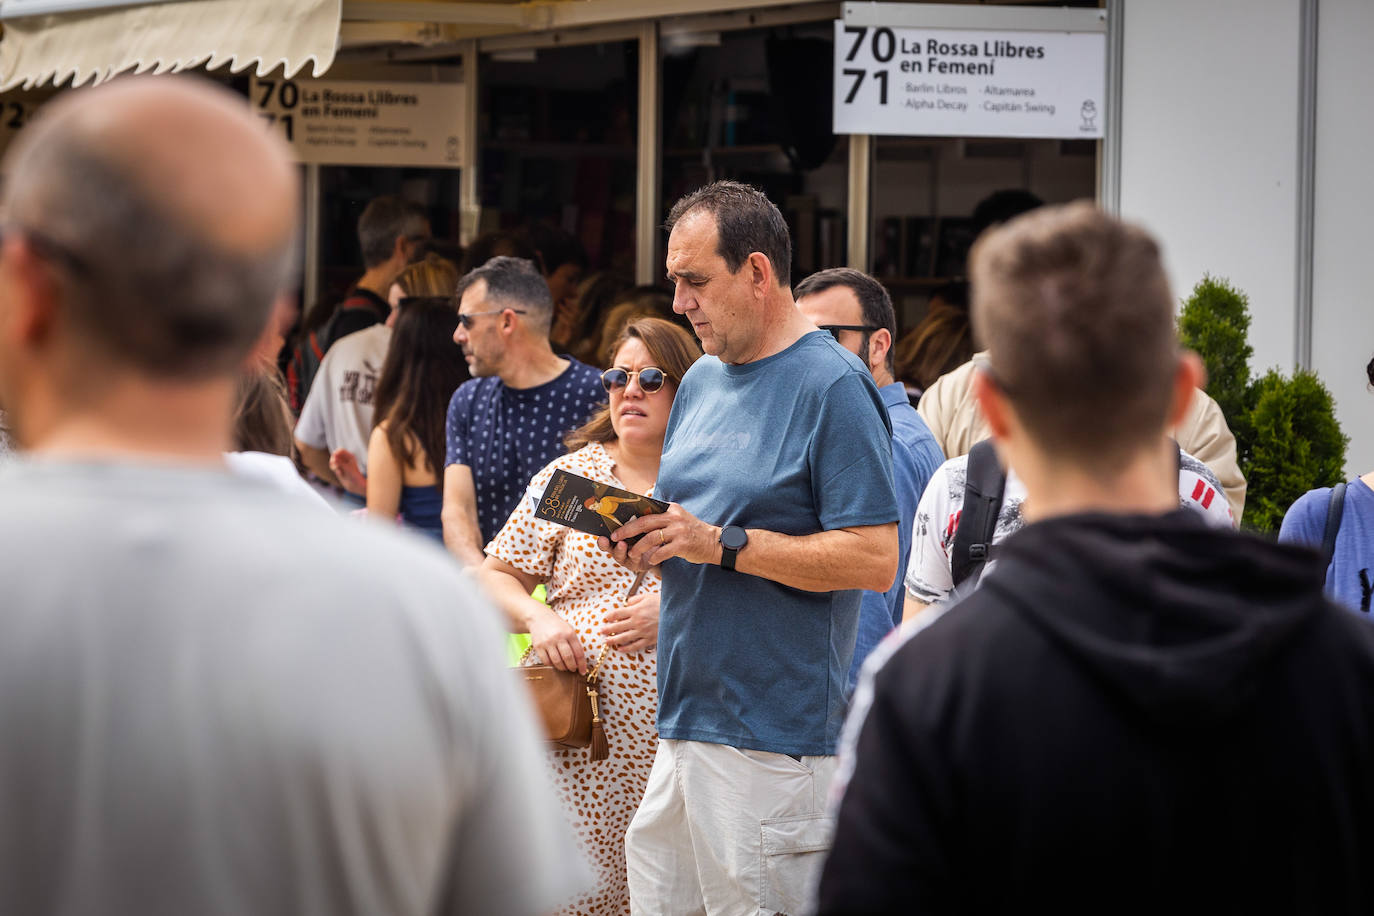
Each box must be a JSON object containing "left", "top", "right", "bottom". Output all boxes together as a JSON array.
[{"left": 480, "top": 317, "right": 700, "bottom": 916}]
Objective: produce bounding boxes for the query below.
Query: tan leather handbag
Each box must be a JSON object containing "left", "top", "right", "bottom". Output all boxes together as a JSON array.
[
  {"left": 517, "top": 645, "right": 610, "bottom": 760},
  {"left": 515, "top": 570, "right": 645, "bottom": 761}
]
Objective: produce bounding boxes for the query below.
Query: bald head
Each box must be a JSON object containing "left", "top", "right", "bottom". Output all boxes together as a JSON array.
[{"left": 2, "top": 77, "right": 299, "bottom": 378}]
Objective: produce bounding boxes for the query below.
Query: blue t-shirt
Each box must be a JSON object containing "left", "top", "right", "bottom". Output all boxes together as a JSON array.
[
  {"left": 656, "top": 331, "right": 898, "bottom": 757},
  {"left": 1278, "top": 479, "right": 1374, "bottom": 614},
  {"left": 444, "top": 360, "right": 603, "bottom": 545},
  {"left": 848, "top": 382, "right": 944, "bottom": 690}
]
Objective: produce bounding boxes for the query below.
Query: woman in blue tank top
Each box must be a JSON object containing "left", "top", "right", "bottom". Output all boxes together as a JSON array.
[{"left": 362, "top": 255, "right": 468, "bottom": 540}]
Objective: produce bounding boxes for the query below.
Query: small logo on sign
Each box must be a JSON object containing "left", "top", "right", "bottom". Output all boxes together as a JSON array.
[
  {"left": 1079, "top": 100, "right": 1098, "bottom": 131},
  {"left": 445, "top": 136, "right": 459, "bottom": 162}
]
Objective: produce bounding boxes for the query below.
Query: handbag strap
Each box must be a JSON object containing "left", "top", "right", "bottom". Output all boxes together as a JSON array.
[{"left": 586, "top": 643, "right": 610, "bottom": 682}]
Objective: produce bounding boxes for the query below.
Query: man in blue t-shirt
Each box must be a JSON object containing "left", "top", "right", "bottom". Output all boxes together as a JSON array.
[
  {"left": 442, "top": 256, "right": 603, "bottom": 567},
  {"left": 795, "top": 268, "right": 945, "bottom": 690},
  {"left": 601, "top": 181, "right": 899, "bottom": 915}
]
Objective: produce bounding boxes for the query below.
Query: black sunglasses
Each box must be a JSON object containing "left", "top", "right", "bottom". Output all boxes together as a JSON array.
[
  {"left": 819, "top": 324, "right": 880, "bottom": 342},
  {"left": 456, "top": 308, "right": 527, "bottom": 329},
  {"left": 601, "top": 366, "right": 667, "bottom": 394}
]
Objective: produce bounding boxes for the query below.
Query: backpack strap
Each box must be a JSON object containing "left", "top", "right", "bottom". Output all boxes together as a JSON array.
[
  {"left": 1320, "top": 482, "right": 1348, "bottom": 569},
  {"left": 285, "top": 329, "right": 329, "bottom": 413},
  {"left": 951, "top": 439, "right": 1007, "bottom": 589}
]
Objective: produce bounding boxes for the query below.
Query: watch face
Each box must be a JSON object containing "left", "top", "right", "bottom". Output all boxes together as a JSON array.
[{"left": 721, "top": 526, "right": 748, "bottom": 551}]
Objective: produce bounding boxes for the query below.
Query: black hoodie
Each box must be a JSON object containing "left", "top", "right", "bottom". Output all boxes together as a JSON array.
[{"left": 818, "top": 510, "right": 1374, "bottom": 915}]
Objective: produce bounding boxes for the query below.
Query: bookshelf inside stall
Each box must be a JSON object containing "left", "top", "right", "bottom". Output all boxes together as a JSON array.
[{"left": 872, "top": 137, "right": 1098, "bottom": 336}]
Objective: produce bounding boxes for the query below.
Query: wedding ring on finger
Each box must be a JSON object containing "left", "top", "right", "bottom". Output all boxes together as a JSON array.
[{"left": 658, "top": 529, "right": 666, "bottom": 546}]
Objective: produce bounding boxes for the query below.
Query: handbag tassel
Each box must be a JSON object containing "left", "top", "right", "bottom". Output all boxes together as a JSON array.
[
  {"left": 590, "top": 719, "right": 609, "bottom": 761},
  {"left": 587, "top": 681, "right": 609, "bottom": 761}
]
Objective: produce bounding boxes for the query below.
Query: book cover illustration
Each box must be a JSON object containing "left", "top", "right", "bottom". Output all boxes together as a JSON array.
[{"left": 534, "top": 469, "right": 669, "bottom": 545}]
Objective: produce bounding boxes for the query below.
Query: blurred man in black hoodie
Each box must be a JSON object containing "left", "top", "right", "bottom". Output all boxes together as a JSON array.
[{"left": 817, "top": 203, "right": 1374, "bottom": 915}]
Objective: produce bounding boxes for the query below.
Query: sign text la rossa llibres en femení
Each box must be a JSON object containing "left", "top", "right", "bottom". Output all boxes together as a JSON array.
[
  {"left": 833, "top": 20, "right": 1106, "bottom": 140},
  {"left": 251, "top": 76, "right": 463, "bottom": 169}
]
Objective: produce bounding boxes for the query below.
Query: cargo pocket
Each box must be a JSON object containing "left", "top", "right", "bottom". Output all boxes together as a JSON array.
[{"left": 760, "top": 812, "right": 834, "bottom": 915}]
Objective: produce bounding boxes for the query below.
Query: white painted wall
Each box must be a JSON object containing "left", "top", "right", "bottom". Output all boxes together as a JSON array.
[
  {"left": 1119, "top": 0, "right": 1301, "bottom": 377},
  {"left": 1311, "top": 0, "right": 1374, "bottom": 474}
]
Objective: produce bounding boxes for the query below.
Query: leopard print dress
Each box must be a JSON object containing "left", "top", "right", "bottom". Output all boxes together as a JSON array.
[{"left": 488, "top": 441, "right": 659, "bottom": 916}]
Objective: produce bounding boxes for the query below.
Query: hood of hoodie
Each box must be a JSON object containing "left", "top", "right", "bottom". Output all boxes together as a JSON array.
[{"left": 983, "top": 509, "right": 1328, "bottom": 730}]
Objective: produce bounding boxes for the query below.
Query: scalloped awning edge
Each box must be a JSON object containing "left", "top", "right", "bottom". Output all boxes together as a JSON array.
[{"left": 0, "top": 0, "right": 340, "bottom": 91}]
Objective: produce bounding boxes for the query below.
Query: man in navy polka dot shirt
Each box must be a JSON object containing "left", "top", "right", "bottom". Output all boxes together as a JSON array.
[{"left": 442, "top": 256, "right": 603, "bottom": 567}]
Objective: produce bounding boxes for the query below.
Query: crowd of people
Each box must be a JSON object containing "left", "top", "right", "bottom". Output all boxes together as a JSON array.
[{"left": 1, "top": 74, "right": 1373, "bottom": 916}]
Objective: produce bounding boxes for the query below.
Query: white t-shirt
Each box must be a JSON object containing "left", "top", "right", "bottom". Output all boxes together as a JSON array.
[
  {"left": 906, "top": 448, "right": 1237, "bottom": 605},
  {"left": 224, "top": 451, "right": 334, "bottom": 512},
  {"left": 294, "top": 324, "right": 391, "bottom": 473}
]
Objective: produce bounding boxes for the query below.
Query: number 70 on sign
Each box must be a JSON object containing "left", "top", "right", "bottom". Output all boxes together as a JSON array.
[
  {"left": 253, "top": 79, "right": 300, "bottom": 143},
  {"left": 840, "top": 25, "right": 897, "bottom": 105}
]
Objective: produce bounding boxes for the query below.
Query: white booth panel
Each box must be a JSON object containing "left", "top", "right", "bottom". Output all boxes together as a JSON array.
[
  {"left": 1119, "top": 0, "right": 1301, "bottom": 377},
  {"left": 1312, "top": 0, "right": 1374, "bottom": 476}
]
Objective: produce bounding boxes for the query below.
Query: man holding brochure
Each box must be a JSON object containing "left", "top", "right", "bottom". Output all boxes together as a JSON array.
[{"left": 601, "top": 180, "right": 899, "bottom": 914}]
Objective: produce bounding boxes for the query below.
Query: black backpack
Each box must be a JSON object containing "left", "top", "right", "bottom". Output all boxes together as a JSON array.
[
  {"left": 950, "top": 440, "right": 1006, "bottom": 590},
  {"left": 951, "top": 439, "right": 1188, "bottom": 589},
  {"left": 1320, "top": 482, "right": 1348, "bottom": 569}
]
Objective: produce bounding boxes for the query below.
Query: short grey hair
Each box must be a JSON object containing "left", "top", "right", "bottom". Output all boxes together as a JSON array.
[
  {"left": 4, "top": 138, "right": 297, "bottom": 379},
  {"left": 358, "top": 196, "right": 429, "bottom": 268},
  {"left": 455, "top": 256, "right": 554, "bottom": 331}
]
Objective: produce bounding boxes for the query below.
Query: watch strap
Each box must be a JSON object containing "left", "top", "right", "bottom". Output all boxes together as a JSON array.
[{"left": 719, "top": 525, "right": 746, "bottom": 571}]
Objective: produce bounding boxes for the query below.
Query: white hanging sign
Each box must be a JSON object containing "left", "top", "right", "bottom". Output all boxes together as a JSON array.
[
  {"left": 833, "top": 20, "right": 1106, "bottom": 139},
  {"left": 251, "top": 76, "right": 464, "bottom": 168}
]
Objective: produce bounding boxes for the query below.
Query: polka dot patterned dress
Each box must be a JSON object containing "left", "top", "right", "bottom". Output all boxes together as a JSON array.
[{"left": 487, "top": 441, "right": 659, "bottom": 916}]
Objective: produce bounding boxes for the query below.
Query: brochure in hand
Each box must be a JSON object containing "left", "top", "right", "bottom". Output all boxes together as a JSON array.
[{"left": 535, "top": 469, "right": 668, "bottom": 545}]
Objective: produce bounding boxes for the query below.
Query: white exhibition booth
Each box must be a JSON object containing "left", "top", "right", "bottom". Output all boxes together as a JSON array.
[
  {"left": 0, "top": 0, "right": 1368, "bottom": 473},
  {"left": 1120, "top": 0, "right": 1374, "bottom": 476}
]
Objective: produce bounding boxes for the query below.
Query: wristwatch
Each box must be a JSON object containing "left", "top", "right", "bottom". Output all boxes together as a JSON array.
[{"left": 719, "top": 525, "right": 748, "bottom": 571}]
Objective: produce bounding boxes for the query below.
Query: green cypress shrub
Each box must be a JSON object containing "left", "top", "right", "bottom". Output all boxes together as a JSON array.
[
  {"left": 1178, "top": 276, "right": 1253, "bottom": 426},
  {"left": 1178, "top": 277, "right": 1347, "bottom": 534},
  {"left": 1243, "top": 369, "right": 1348, "bottom": 533}
]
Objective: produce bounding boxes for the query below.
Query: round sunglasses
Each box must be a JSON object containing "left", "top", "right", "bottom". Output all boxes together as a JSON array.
[{"left": 601, "top": 366, "right": 667, "bottom": 394}]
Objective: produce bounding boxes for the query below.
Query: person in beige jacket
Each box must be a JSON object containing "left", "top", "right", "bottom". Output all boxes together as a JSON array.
[{"left": 918, "top": 352, "right": 1247, "bottom": 521}]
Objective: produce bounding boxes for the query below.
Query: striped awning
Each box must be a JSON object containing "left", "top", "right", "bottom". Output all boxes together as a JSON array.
[{"left": 0, "top": 0, "right": 341, "bottom": 91}]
